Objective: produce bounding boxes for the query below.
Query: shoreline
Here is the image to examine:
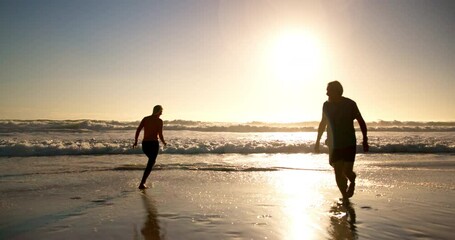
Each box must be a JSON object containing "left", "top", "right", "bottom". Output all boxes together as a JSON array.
[{"left": 1, "top": 153, "right": 454, "bottom": 239}]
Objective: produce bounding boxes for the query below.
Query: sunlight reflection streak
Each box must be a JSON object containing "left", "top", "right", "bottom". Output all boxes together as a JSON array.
[{"left": 274, "top": 171, "right": 325, "bottom": 239}]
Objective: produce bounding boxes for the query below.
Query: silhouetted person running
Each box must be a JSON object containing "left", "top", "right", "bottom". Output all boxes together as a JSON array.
[
  {"left": 315, "top": 81, "right": 369, "bottom": 199},
  {"left": 134, "top": 105, "right": 167, "bottom": 189}
]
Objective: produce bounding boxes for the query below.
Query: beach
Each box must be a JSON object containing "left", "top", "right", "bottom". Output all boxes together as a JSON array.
[
  {"left": 2, "top": 0, "right": 455, "bottom": 238},
  {"left": 1, "top": 121, "right": 454, "bottom": 239},
  {"left": 1, "top": 153, "right": 454, "bottom": 239}
]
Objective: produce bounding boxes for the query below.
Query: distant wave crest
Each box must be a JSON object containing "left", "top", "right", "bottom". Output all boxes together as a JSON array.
[{"left": 1, "top": 119, "right": 455, "bottom": 133}]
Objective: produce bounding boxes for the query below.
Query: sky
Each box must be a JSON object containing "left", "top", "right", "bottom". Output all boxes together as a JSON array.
[{"left": 1, "top": 0, "right": 454, "bottom": 123}]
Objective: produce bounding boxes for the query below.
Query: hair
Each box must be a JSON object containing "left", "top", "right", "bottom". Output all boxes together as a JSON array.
[
  {"left": 327, "top": 81, "right": 343, "bottom": 96},
  {"left": 152, "top": 105, "right": 163, "bottom": 115}
]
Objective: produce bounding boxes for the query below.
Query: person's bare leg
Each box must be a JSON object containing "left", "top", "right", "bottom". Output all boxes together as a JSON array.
[
  {"left": 333, "top": 161, "right": 348, "bottom": 199},
  {"left": 139, "top": 162, "right": 153, "bottom": 189},
  {"left": 139, "top": 169, "right": 151, "bottom": 189},
  {"left": 344, "top": 162, "right": 356, "bottom": 198}
]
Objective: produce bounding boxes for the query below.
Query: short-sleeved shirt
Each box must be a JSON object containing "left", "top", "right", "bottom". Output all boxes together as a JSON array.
[{"left": 323, "top": 97, "right": 360, "bottom": 150}]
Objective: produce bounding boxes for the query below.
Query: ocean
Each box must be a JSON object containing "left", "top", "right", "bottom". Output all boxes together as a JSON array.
[
  {"left": 1, "top": 120, "right": 454, "bottom": 239},
  {"left": 1, "top": 119, "right": 454, "bottom": 157}
]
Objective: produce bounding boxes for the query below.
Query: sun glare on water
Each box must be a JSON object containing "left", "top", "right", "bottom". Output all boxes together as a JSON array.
[{"left": 269, "top": 30, "right": 323, "bottom": 85}]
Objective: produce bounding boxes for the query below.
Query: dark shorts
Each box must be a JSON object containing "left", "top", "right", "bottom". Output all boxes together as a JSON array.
[
  {"left": 142, "top": 141, "right": 159, "bottom": 166},
  {"left": 329, "top": 146, "right": 356, "bottom": 165}
]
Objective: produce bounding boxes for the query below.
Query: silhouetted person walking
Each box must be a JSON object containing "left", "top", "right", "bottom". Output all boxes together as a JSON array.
[
  {"left": 315, "top": 81, "right": 368, "bottom": 199},
  {"left": 134, "top": 105, "right": 167, "bottom": 189}
]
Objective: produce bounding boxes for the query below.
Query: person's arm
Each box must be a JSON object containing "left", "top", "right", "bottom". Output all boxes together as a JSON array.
[
  {"left": 158, "top": 119, "right": 167, "bottom": 146},
  {"left": 356, "top": 113, "right": 369, "bottom": 152},
  {"left": 133, "top": 119, "right": 145, "bottom": 148},
  {"left": 315, "top": 113, "right": 327, "bottom": 153}
]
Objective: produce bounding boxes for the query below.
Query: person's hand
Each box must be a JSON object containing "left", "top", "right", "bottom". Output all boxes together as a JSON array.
[
  {"left": 363, "top": 139, "right": 369, "bottom": 152},
  {"left": 133, "top": 141, "right": 138, "bottom": 148},
  {"left": 314, "top": 142, "right": 320, "bottom": 153}
]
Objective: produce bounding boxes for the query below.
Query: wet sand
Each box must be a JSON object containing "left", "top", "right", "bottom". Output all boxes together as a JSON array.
[{"left": 1, "top": 154, "right": 454, "bottom": 239}]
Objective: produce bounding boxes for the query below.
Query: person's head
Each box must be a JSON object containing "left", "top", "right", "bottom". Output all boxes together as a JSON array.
[
  {"left": 152, "top": 105, "right": 163, "bottom": 116},
  {"left": 326, "top": 81, "right": 343, "bottom": 98}
]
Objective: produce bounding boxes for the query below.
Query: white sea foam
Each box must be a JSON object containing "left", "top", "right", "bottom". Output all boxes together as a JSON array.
[
  {"left": 1, "top": 129, "right": 454, "bottom": 157},
  {"left": 1, "top": 120, "right": 454, "bottom": 157}
]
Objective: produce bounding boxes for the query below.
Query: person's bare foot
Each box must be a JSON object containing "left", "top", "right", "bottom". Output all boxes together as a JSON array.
[
  {"left": 346, "top": 173, "right": 356, "bottom": 198},
  {"left": 138, "top": 184, "right": 148, "bottom": 190}
]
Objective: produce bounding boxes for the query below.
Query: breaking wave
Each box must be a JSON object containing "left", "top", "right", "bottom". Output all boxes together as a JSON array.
[
  {"left": 1, "top": 119, "right": 454, "bottom": 157},
  {"left": 1, "top": 119, "right": 454, "bottom": 133},
  {"left": 1, "top": 138, "right": 454, "bottom": 157}
]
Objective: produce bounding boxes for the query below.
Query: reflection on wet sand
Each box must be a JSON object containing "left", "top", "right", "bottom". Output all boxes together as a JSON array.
[
  {"left": 328, "top": 199, "right": 358, "bottom": 240},
  {"left": 138, "top": 190, "right": 162, "bottom": 240}
]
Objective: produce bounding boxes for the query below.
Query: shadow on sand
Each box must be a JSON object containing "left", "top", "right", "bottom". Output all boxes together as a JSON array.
[{"left": 134, "top": 190, "right": 163, "bottom": 240}]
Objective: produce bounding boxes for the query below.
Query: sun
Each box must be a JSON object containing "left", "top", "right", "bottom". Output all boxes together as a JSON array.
[{"left": 270, "top": 30, "right": 323, "bottom": 84}]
